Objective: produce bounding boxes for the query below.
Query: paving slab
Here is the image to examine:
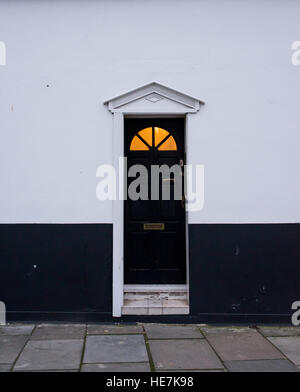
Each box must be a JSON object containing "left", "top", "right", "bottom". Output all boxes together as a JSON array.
[
  {"left": 149, "top": 339, "right": 223, "bottom": 370},
  {"left": 156, "top": 369, "right": 225, "bottom": 372},
  {"left": 0, "top": 364, "right": 12, "bottom": 372},
  {"left": 144, "top": 324, "right": 203, "bottom": 339},
  {"left": 31, "top": 324, "right": 85, "bottom": 340},
  {"left": 259, "top": 326, "right": 300, "bottom": 337},
  {"left": 14, "top": 339, "right": 83, "bottom": 371},
  {"left": 87, "top": 324, "right": 143, "bottom": 335},
  {"left": 204, "top": 329, "right": 283, "bottom": 361},
  {"left": 0, "top": 325, "right": 34, "bottom": 336},
  {"left": 0, "top": 336, "right": 28, "bottom": 363},
  {"left": 268, "top": 337, "right": 300, "bottom": 365},
  {"left": 201, "top": 326, "right": 251, "bottom": 334},
  {"left": 225, "top": 359, "right": 299, "bottom": 372},
  {"left": 81, "top": 362, "right": 150, "bottom": 372},
  {"left": 84, "top": 335, "right": 148, "bottom": 364},
  {"left": 19, "top": 369, "right": 78, "bottom": 372}
]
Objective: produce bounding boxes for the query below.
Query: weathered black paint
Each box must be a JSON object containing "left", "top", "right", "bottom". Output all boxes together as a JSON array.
[
  {"left": 0, "top": 224, "right": 112, "bottom": 322},
  {"left": 189, "top": 223, "right": 300, "bottom": 323},
  {"left": 0, "top": 223, "right": 299, "bottom": 323}
]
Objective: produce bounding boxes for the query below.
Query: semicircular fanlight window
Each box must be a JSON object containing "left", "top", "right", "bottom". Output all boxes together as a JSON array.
[
  {"left": 130, "top": 135, "right": 149, "bottom": 150},
  {"left": 130, "top": 127, "right": 177, "bottom": 151}
]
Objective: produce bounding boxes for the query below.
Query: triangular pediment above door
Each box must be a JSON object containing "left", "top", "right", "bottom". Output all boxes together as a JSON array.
[{"left": 104, "top": 82, "right": 205, "bottom": 113}]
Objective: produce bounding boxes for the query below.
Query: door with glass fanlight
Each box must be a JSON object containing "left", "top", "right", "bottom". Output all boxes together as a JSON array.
[{"left": 124, "top": 118, "right": 186, "bottom": 284}]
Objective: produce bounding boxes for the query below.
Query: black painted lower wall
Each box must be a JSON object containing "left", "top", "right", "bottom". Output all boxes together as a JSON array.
[
  {"left": 0, "top": 223, "right": 299, "bottom": 323},
  {"left": 189, "top": 223, "right": 300, "bottom": 323},
  {"left": 0, "top": 224, "right": 113, "bottom": 322}
]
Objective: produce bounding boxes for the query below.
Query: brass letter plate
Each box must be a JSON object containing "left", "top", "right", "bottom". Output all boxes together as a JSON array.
[{"left": 143, "top": 223, "right": 165, "bottom": 231}]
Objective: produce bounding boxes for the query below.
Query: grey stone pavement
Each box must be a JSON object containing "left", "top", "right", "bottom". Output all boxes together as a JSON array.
[{"left": 0, "top": 323, "right": 299, "bottom": 372}]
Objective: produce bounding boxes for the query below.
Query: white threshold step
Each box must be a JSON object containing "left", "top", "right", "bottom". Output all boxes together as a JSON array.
[
  {"left": 124, "top": 292, "right": 187, "bottom": 301},
  {"left": 124, "top": 284, "right": 187, "bottom": 293},
  {"left": 122, "top": 295, "right": 189, "bottom": 316}
]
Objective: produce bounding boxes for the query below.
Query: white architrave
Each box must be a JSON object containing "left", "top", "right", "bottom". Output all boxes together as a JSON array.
[{"left": 104, "top": 82, "right": 204, "bottom": 317}]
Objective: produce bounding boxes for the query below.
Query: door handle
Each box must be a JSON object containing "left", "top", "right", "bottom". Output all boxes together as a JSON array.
[{"left": 181, "top": 196, "right": 185, "bottom": 209}]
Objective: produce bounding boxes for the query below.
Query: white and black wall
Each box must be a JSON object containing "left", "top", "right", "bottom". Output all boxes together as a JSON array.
[{"left": 0, "top": 0, "right": 300, "bottom": 322}]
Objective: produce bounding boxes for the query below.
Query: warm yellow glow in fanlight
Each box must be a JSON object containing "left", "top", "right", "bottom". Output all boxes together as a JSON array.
[{"left": 130, "top": 127, "right": 177, "bottom": 151}]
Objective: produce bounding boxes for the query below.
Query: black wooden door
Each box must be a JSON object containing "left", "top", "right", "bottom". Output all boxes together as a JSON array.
[{"left": 124, "top": 118, "right": 186, "bottom": 284}]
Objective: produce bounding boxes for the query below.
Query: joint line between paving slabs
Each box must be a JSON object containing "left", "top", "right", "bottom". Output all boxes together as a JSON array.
[
  {"left": 10, "top": 324, "right": 37, "bottom": 372},
  {"left": 255, "top": 326, "right": 298, "bottom": 367},
  {"left": 142, "top": 325, "right": 156, "bottom": 372},
  {"left": 79, "top": 324, "right": 88, "bottom": 372},
  {"left": 197, "top": 325, "right": 227, "bottom": 371}
]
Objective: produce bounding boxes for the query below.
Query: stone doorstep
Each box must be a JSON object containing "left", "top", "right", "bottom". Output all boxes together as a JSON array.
[
  {"left": 125, "top": 292, "right": 188, "bottom": 301},
  {"left": 124, "top": 285, "right": 188, "bottom": 302},
  {"left": 124, "top": 284, "right": 187, "bottom": 292},
  {"left": 122, "top": 298, "right": 189, "bottom": 315},
  {"left": 122, "top": 289, "right": 189, "bottom": 315}
]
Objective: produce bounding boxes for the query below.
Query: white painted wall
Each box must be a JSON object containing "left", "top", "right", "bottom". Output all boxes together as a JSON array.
[{"left": 0, "top": 0, "right": 299, "bottom": 223}]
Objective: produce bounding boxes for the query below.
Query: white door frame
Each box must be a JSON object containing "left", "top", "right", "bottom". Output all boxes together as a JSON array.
[{"left": 104, "top": 82, "right": 204, "bottom": 317}]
